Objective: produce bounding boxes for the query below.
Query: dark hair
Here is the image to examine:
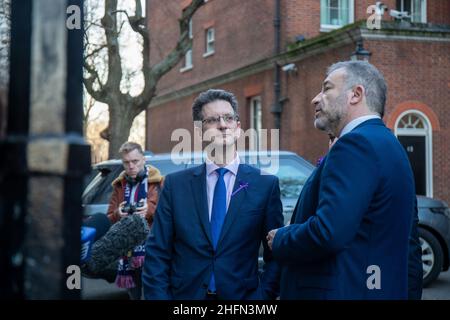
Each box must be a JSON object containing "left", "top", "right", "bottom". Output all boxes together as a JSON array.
[
  {"left": 327, "top": 61, "right": 387, "bottom": 117},
  {"left": 192, "top": 89, "right": 239, "bottom": 121},
  {"left": 118, "top": 141, "right": 144, "bottom": 156}
]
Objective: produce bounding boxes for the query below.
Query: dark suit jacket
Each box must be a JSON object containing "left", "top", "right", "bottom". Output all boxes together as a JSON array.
[
  {"left": 408, "top": 197, "right": 423, "bottom": 300},
  {"left": 142, "top": 163, "right": 284, "bottom": 300},
  {"left": 273, "top": 118, "right": 416, "bottom": 299}
]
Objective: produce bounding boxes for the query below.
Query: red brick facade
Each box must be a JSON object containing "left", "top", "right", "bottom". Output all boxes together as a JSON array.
[{"left": 146, "top": 0, "right": 450, "bottom": 203}]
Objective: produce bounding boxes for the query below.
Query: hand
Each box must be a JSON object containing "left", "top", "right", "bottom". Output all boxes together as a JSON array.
[
  {"left": 117, "top": 201, "right": 127, "bottom": 218},
  {"left": 135, "top": 200, "right": 148, "bottom": 218},
  {"left": 266, "top": 228, "right": 279, "bottom": 250}
]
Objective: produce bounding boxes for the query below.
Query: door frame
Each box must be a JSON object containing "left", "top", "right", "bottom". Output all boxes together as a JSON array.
[{"left": 394, "top": 109, "right": 433, "bottom": 197}]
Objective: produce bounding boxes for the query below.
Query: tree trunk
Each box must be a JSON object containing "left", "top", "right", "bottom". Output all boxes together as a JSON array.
[
  {"left": 84, "top": 0, "right": 205, "bottom": 158},
  {"left": 108, "top": 104, "right": 135, "bottom": 159}
]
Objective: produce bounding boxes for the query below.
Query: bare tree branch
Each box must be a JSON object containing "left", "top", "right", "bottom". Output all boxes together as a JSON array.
[
  {"left": 101, "top": 0, "right": 123, "bottom": 92},
  {"left": 84, "top": 43, "right": 108, "bottom": 60},
  {"left": 150, "top": 0, "right": 205, "bottom": 81},
  {"left": 83, "top": 0, "right": 205, "bottom": 158},
  {"left": 84, "top": 61, "right": 107, "bottom": 103}
]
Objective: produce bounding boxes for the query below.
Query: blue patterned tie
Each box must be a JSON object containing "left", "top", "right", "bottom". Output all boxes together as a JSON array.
[{"left": 208, "top": 167, "right": 228, "bottom": 293}]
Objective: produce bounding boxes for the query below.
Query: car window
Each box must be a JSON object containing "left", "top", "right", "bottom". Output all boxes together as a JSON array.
[
  {"left": 260, "top": 157, "right": 312, "bottom": 199},
  {"left": 82, "top": 154, "right": 313, "bottom": 207},
  {"left": 149, "top": 159, "right": 187, "bottom": 176},
  {"left": 82, "top": 159, "right": 186, "bottom": 206},
  {"left": 82, "top": 165, "right": 122, "bottom": 205}
]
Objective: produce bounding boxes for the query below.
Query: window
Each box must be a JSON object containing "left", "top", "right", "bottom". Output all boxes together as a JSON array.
[
  {"left": 320, "top": 0, "right": 354, "bottom": 31},
  {"left": 139, "top": 0, "right": 146, "bottom": 17},
  {"left": 259, "top": 157, "right": 311, "bottom": 199},
  {"left": 396, "top": 0, "right": 427, "bottom": 23},
  {"left": 181, "top": 19, "right": 193, "bottom": 72},
  {"left": 249, "top": 96, "right": 262, "bottom": 150},
  {"left": 204, "top": 27, "right": 215, "bottom": 57}
]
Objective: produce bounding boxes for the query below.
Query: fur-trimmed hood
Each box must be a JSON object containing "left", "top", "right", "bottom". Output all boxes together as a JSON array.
[{"left": 112, "top": 164, "right": 164, "bottom": 187}]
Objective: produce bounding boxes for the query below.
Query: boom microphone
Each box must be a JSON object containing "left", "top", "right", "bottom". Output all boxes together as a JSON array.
[{"left": 83, "top": 214, "right": 150, "bottom": 277}]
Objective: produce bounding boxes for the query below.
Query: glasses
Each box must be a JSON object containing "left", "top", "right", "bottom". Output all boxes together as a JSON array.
[{"left": 202, "top": 113, "right": 239, "bottom": 126}]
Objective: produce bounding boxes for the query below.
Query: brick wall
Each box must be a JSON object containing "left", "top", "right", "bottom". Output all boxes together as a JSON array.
[
  {"left": 145, "top": 0, "right": 450, "bottom": 203},
  {"left": 148, "top": 0, "right": 274, "bottom": 96},
  {"left": 146, "top": 38, "right": 450, "bottom": 203},
  {"left": 427, "top": 0, "right": 450, "bottom": 25},
  {"left": 148, "top": 0, "right": 449, "bottom": 97}
]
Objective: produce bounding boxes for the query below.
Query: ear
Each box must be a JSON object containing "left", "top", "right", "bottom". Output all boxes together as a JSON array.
[
  {"left": 194, "top": 121, "right": 203, "bottom": 139},
  {"left": 235, "top": 121, "right": 242, "bottom": 139},
  {"left": 349, "top": 85, "right": 364, "bottom": 105}
]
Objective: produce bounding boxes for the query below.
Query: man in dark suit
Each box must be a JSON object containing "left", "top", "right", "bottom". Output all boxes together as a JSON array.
[
  {"left": 267, "top": 61, "right": 416, "bottom": 299},
  {"left": 142, "top": 89, "right": 284, "bottom": 300}
]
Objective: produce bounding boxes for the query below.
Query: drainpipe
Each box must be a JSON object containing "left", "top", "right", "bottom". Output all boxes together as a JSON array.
[{"left": 271, "top": 0, "right": 282, "bottom": 130}]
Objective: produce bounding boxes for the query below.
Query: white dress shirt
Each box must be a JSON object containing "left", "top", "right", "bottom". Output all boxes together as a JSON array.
[
  {"left": 339, "top": 114, "right": 381, "bottom": 138},
  {"left": 205, "top": 155, "right": 240, "bottom": 221}
]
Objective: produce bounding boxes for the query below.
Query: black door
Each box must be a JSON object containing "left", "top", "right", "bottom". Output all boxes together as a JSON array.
[{"left": 398, "top": 135, "right": 426, "bottom": 195}]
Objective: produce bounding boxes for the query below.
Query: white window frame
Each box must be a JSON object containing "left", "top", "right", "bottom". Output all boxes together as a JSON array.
[
  {"left": 397, "top": 0, "right": 427, "bottom": 23},
  {"left": 320, "top": 0, "right": 354, "bottom": 32},
  {"left": 180, "top": 19, "right": 193, "bottom": 72},
  {"left": 394, "top": 110, "right": 433, "bottom": 197},
  {"left": 203, "top": 27, "right": 215, "bottom": 57},
  {"left": 139, "top": 0, "right": 146, "bottom": 17},
  {"left": 249, "top": 96, "right": 262, "bottom": 151}
]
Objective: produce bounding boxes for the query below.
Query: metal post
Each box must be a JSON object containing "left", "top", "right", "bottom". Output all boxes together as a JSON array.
[
  {"left": 271, "top": 0, "right": 282, "bottom": 131},
  {"left": 0, "top": 0, "right": 90, "bottom": 299}
]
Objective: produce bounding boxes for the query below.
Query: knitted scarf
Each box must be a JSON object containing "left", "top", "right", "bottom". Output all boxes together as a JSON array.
[{"left": 115, "top": 170, "right": 148, "bottom": 289}]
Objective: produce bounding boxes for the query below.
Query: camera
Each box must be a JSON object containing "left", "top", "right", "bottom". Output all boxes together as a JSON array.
[{"left": 121, "top": 200, "right": 145, "bottom": 215}]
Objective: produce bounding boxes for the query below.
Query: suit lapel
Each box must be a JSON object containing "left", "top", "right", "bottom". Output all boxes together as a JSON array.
[
  {"left": 217, "top": 164, "right": 251, "bottom": 248},
  {"left": 191, "top": 164, "right": 213, "bottom": 246}
]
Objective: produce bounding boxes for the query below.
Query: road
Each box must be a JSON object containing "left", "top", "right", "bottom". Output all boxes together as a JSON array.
[
  {"left": 422, "top": 270, "right": 450, "bottom": 300},
  {"left": 82, "top": 277, "right": 129, "bottom": 300},
  {"left": 82, "top": 270, "right": 450, "bottom": 300}
]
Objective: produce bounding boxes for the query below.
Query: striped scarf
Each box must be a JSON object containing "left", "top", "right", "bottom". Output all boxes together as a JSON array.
[{"left": 115, "top": 171, "right": 148, "bottom": 289}]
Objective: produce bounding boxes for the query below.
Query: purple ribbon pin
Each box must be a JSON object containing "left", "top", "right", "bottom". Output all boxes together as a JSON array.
[
  {"left": 231, "top": 181, "right": 249, "bottom": 197},
  {"left": 316, "top": 156, "right": 325, "bottom": 166}
]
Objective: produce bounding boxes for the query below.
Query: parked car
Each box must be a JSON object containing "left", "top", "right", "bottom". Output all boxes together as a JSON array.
[{"left": 82, "top": 151, "right": 450, "bottom": 287}]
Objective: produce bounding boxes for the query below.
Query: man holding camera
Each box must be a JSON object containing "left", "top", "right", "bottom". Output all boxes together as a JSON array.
[
  {"left": 102, "top": 141, "right": 163, "bottom": 299},
  {"left": 107, "top": 142, "right": 162, "bottom": 226},
  {"left": 83, "top": 142, "right": 162, "bottom": 299}
]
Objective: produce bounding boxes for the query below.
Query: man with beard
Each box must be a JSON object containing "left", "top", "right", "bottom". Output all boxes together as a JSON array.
[
  {"left": 142, "top": 89, "right": 284, "bottom": 300},
  {"left": 267, "top": 61, "right": 416, "bottom": 299}
]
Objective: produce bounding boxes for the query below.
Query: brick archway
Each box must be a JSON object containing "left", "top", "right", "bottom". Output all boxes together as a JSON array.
[{"left": 386, "top": 101, "right": 440, "bottom": 131}]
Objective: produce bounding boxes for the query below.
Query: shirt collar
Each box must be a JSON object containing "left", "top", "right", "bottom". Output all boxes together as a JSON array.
[
  {"left": 339, "top": 114, "right": 381, "bottom": 138},
  {"left": 206, "top": 153, "right": 240, "bottom": 176}
]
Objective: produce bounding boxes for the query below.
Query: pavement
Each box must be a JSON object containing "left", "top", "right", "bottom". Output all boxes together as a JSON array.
[
  {"left": 82, "top": 270, "right": 450, "bottom": 300},
  {"left": 82, "top": 277, "right": 129, "bottom": 300}
]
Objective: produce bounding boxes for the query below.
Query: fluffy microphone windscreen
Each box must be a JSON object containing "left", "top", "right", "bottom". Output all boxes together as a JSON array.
[{"left": 85, "top": 214, "right": 150, "bottom": 275}]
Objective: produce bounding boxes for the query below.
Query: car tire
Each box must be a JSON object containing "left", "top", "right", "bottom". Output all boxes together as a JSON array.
[{"left": 419, "top": 228, "right": 443, "bottom": 287}]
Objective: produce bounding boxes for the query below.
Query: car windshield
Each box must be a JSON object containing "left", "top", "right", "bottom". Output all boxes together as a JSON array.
[
  {"left": 259, "top": 157, "right": 312, "bottom": 198},
  {"left": 82, "top": 159, "right": 187, "bottom": 206},
  {"left": 82, "top": 154, "right": 313, "bottom": 206},
  {"left": 82, "top": 165, "right": 122, "bottom": 205}
]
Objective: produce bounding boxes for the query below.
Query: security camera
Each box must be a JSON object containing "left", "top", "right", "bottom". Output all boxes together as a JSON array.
[
  {"left": 375, "top": 2, "right": 388, "bottom": 15},
  {"left": 281, "top": 63, "right": 297, "bottom": 73},
  {"left": 389, "top": 9, "right": 410, "bottom": 19}
]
